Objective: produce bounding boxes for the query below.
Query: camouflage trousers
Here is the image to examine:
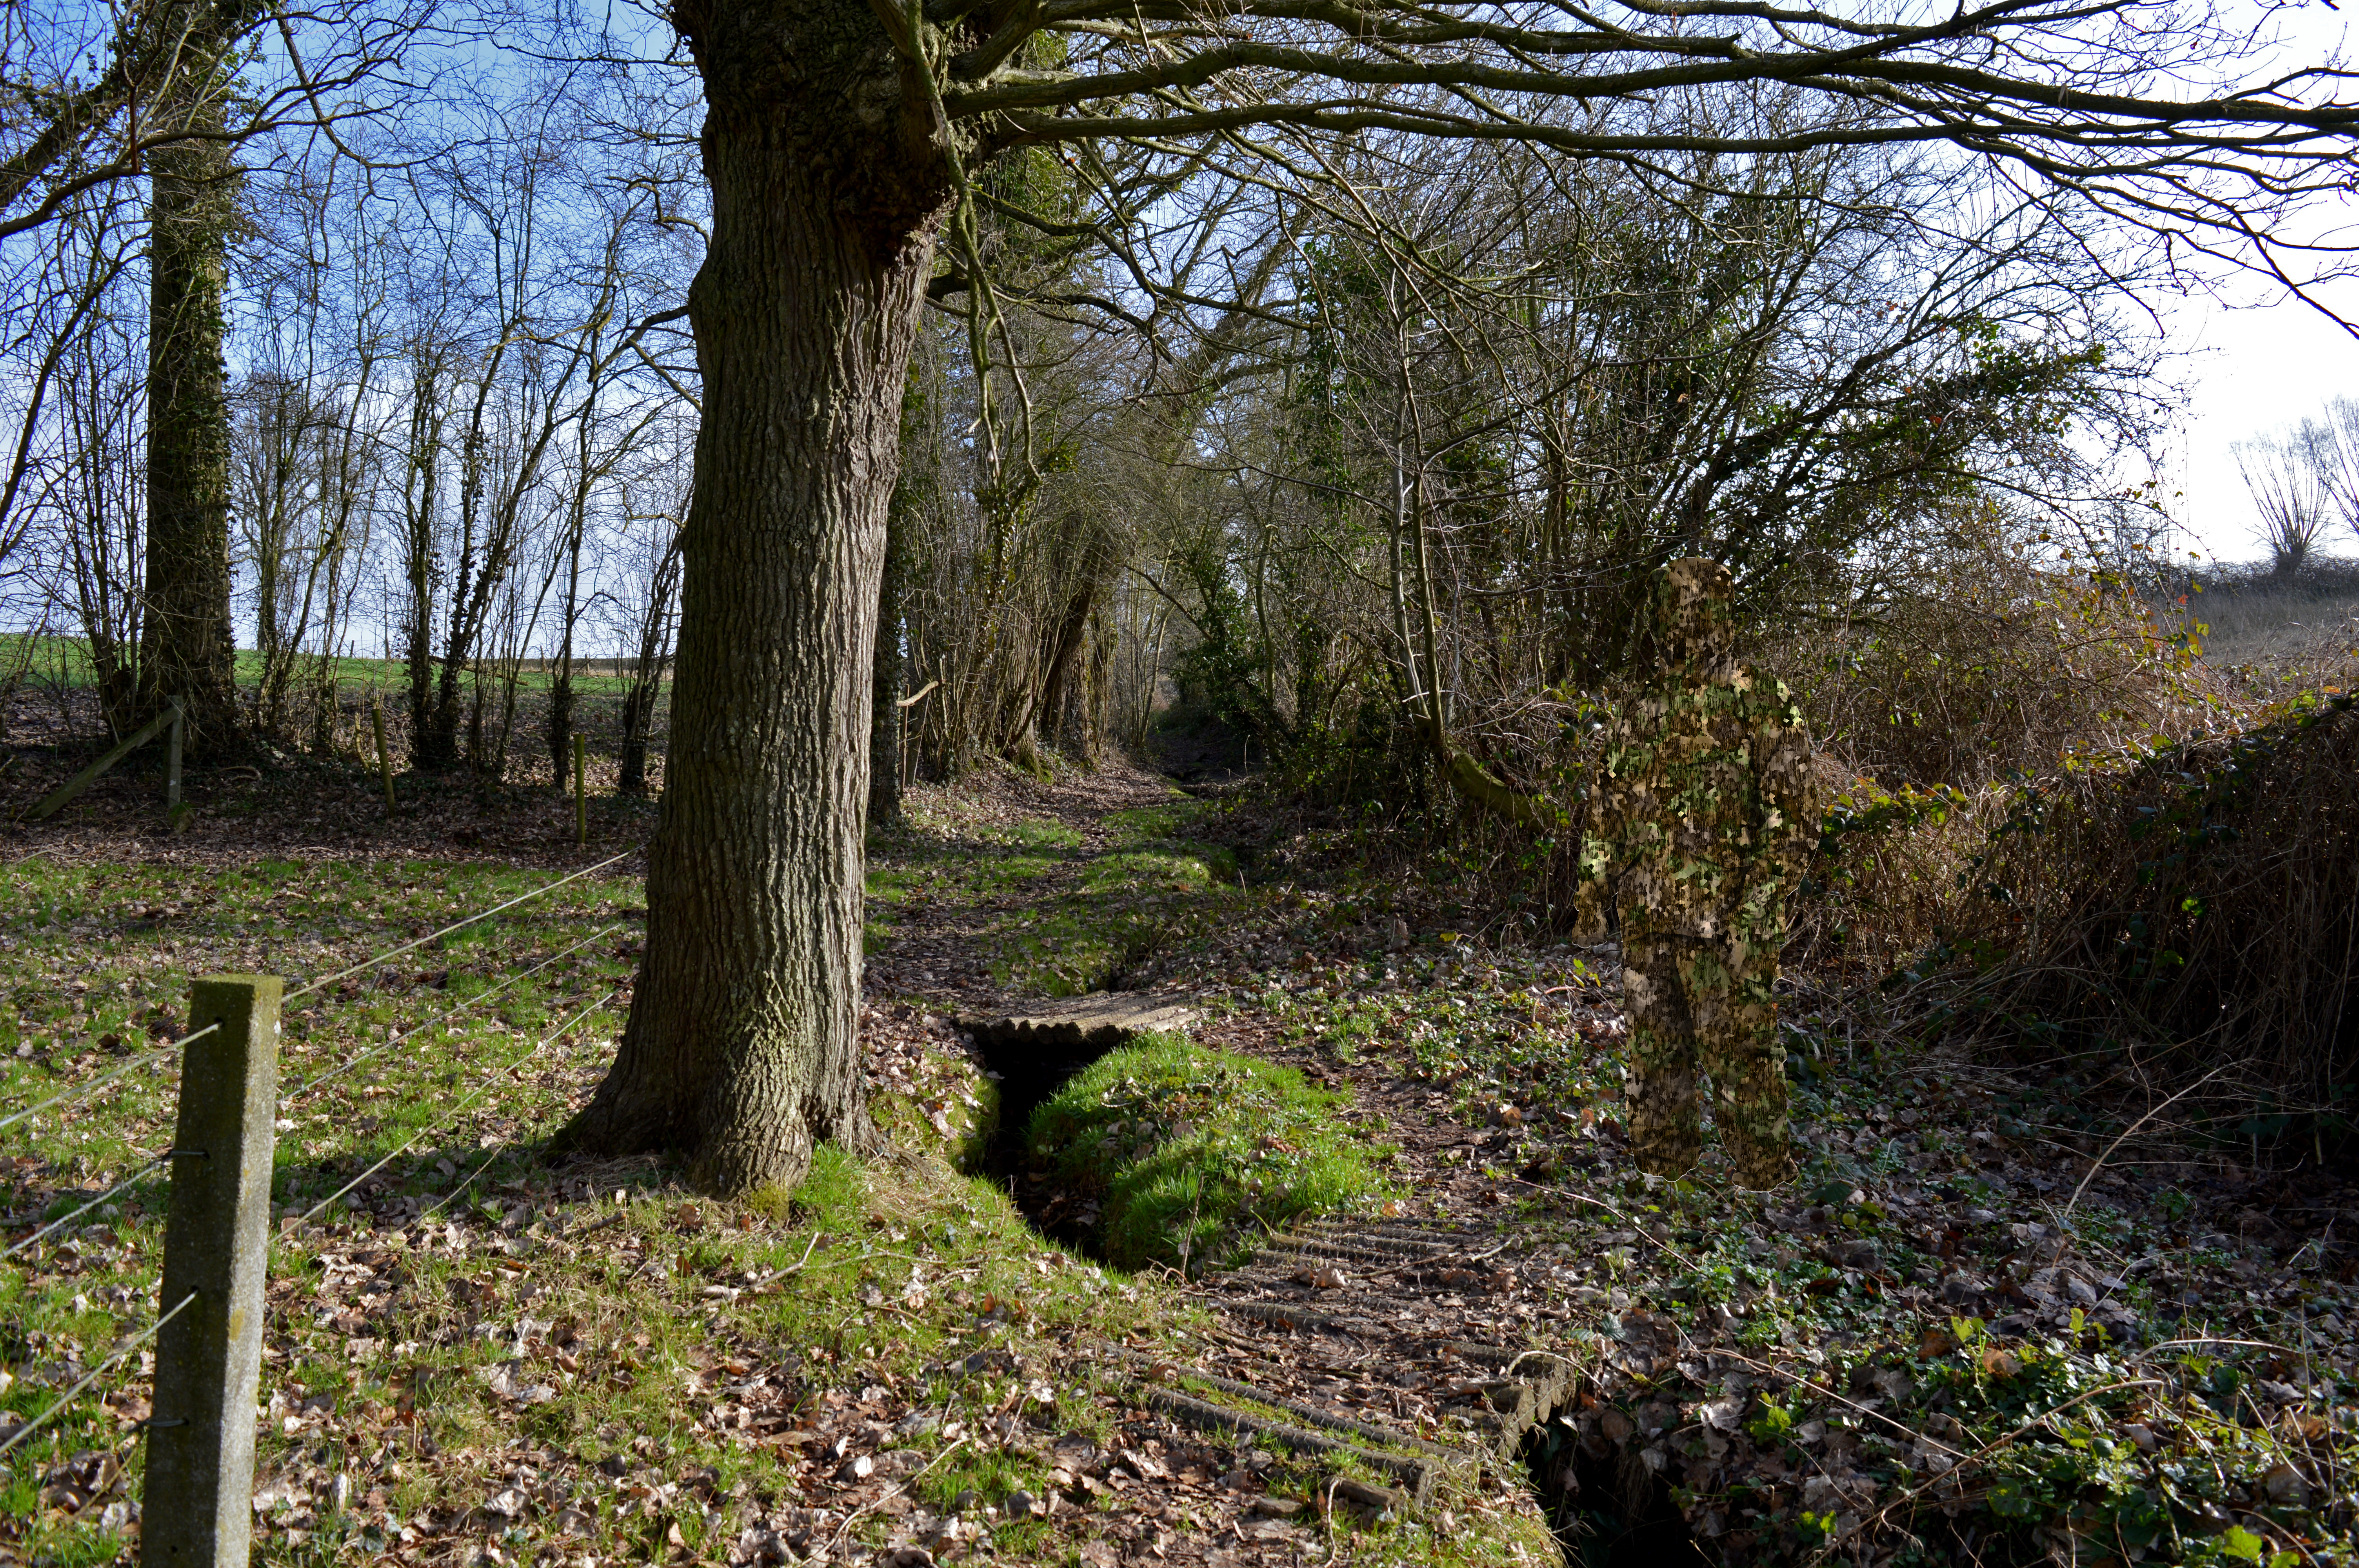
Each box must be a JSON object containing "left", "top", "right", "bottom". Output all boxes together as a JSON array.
[{"left": 1619, "top": 929, "right": 1792, "bottom": 1189}]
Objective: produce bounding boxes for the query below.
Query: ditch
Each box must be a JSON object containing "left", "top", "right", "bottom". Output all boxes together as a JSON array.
[
  {"left": 1519, "top": 1417, "right": 1710, "bottom": 1567},
  {"left": 961, "top": 1004, "right": 1716, "bottom": 1566},
  {"left": 963, "top": 1009, "right": 1127, "bottom": 1259}
]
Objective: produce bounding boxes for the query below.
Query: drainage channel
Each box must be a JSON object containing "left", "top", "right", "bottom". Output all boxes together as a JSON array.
[
  {"left": 958, "top": 992, "right": 1711, "bottom": 1563},
  {"left": 960, "top": 993, "right": 1183, "bottom": 1258},
  {"left": 1519, "top": 1419, "right": 1709, "bottom": 1566}
]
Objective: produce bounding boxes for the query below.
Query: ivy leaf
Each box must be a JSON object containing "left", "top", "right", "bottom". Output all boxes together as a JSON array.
[{"left": 2219, "top": 1526, "right": 2265, "bottom": 1564}]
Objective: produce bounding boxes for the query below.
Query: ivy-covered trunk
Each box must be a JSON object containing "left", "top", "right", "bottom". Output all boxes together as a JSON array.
[{"left": 139, "top": 70, "right": 241, "bottom": 755}]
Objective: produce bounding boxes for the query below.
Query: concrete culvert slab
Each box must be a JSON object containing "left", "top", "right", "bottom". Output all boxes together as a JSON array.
[
  {"left": 965, "top": 992, "right": 1202, "bottom": 1058},
  {"left": 960, "top": 990, "right": 1200, "bottom": 1192},
  {"left": 961, "top": 992, "right": 1200, "bottom": 1167}
]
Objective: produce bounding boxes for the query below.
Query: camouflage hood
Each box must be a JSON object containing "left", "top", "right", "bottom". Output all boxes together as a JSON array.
[{"left": 1647, "top": 556, "right": 1736, "bottom": 667}]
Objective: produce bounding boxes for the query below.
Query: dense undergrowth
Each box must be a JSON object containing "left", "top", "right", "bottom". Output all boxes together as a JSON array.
[
  {"left": 1210, "top": 538, "right": 2359, "bottom": 1163},
  {"left": 1133, "top": 859, "right": 2359, "bottom": 1566}
]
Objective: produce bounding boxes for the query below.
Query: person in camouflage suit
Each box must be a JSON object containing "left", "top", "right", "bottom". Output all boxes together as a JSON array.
[{"left": 1574, "top": 558, "right": 1817, "bottom": 1189}]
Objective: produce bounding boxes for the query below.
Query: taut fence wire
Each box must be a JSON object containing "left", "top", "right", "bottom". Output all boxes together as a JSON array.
[{"left": 0, "top": 853, "right": 638, "bottom": 1559}]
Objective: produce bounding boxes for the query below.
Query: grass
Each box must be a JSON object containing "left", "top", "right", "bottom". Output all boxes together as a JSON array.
[
  {"left": 0, "top": 636, "right": 660, "bottom": 703},
  {"left": 24, "top": 747, "right": 2344, "bottom": 1563},
  {"left": 1022, "top": 1033, "right": 1398, "bottom": 1274},
  {"left": 0, "top": 791, "right": 1553, "bottom": 1566},
  {"left": 863, "top": 785, "right": 1256, "bottom": 998},
  {"left": 0, "top": 845, "right": 1203, "bottom": 1563}
]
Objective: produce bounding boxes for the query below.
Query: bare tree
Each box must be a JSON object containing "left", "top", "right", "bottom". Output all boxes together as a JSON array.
[
  {"left": 0, "top": 0, "right": 405, "bottom": 245},
  {"left": 545, "top": 1, "right": 2359, "bottom": 1194},
  {"left": 612, "top": 423, "right": 692, "bottom": 797},
  {"left": 2235, "top": 423, "right": 2338, "bottom": 576},
  {"left": 54, "top": 300, "right": 149, "bottom": 735}
]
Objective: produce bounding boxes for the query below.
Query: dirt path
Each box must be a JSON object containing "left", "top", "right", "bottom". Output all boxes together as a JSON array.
[
  {"left": 7, "top": 733, "right": 2346, "bottom": 1566},
  {"left": 858, "top": 763, "right": 2359, "bottom": 1568},
  {"left": 858, "top": 765, "right": 1637, "bottom": 1562}
]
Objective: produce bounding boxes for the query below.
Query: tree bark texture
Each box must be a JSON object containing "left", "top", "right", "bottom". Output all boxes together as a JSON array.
[
  {"left": 562, "top": 0, "right": 956, "bottom": 1196},
  {"left": 140, "top": 88, "right": 240, "bottom": 755}
]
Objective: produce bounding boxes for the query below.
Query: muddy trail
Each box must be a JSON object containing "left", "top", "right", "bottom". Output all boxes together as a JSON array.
[{"left": 859, "top": 766, "right": 1636, "bottom": 1562}]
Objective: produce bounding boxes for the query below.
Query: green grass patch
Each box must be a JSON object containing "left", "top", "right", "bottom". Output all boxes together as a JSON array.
[
  {"left": 979, "top": 819, "right": 1084, "bottom": 853},
  {"left": 1078, "top": 848, "right": 1216, "bottom": 897},
  {"left": 1023, "top": 1033, "right": 1395, "bottom": 1273},
  {"left": 0, "top": 635, "right": 654, "bottom": 702},
  {"left": 1098, "top": 798, "right": 1204, "bottom": 849},
  {"left": 872, "top": 791, "right": 1255, "bottom": 997}
]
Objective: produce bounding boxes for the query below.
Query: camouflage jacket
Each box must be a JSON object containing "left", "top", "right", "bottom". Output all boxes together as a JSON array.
[{"left": 1574, "top": 654, "right": 1816, "bottom": 942}]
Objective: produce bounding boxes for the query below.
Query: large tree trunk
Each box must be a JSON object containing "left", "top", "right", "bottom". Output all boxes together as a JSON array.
[
  {"left": 1034, "top": 579, "right": 1096, "bottom": 758},
  {"left": 560, "top": 0, "right": 955, "bottom": 1196},
  {"left": 140, "top": 89, "right": 240, "bottom": 754}
]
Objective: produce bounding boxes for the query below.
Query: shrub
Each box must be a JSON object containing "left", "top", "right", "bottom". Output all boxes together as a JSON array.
[
  {"left": 1801, "top": 684, "right": 2359, "bottom": 1145},
  {"left": 1773, "top": 541, "right": 2221, "bottom": 792},
  {"left": 1775, "top": 541, "right": 2359, "bottom": 1140},
  {"left": 1963, "top": 692, "right": 2359, "bottom": 1137},
  {"left": 1782, "top": 542, "right": 2235, "bottom": 977}
]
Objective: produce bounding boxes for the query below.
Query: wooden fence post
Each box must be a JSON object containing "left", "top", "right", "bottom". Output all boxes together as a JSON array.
[
  {"left": 143, "top": 975, "right": 282, "bottom": 1568},
  {"left": 26, "top": 706, "right": 175, "bottom": 821},
  {"left": 574, "top": 731, "right": 587, "bottom": 846},
  {"left": 165, "top": 699, "right": 185, "bottom": 824},
  {"left": 371, "top": 690, "right": 397, "bottom": 816}
]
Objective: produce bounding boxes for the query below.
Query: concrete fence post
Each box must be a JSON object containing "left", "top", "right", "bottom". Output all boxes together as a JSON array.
[{"left": 143, "top": 975, "right": 282, "bottom": 1568}]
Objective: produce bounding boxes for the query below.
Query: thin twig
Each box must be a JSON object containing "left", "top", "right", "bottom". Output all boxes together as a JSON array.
[
  {"left": 822, "top": 1436, "right": 972, "bottom": 1557},
  {"left": 2062, "top": 1062, "right": 2238, "bottom": 1217}
]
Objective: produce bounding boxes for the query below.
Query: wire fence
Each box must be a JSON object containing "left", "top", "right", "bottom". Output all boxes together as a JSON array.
[
  {"left": 0, "top": 1293, "right": 196, "bottom": 1460},
  {"left": 291, "top": 983, "right": 623, "bottom": 1227},
  {"left": 0, "top": 853, "right": 638, "bottom": 1548},
  {"left": 0, "top": 1024, "right": 215, "bottom": 1135}
]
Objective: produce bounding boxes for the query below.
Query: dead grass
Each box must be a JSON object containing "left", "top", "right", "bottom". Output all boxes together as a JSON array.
[
  {"left": 1773, "top": 547, "right": 2230, "bottom": 793},
  {"left": 2138, "top": 561, "right": 2359, "bottom": 704},
  {"left": 1802, "top": 673, "right": 2359, "bottom": 1151}
]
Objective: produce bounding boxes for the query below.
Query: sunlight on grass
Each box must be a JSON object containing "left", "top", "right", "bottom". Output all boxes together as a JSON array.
[{"left": 1025, "top": 1033, "right": 1397, "bottom": 1273}]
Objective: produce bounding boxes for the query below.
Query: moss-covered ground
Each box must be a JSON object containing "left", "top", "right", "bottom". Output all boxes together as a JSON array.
[
  {"left": 1021, "top": 1033, "right": 1396, "bottom": 1273},
  {"left": 0, "top": 764, "right": 1561, "bottom": 1566}
]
